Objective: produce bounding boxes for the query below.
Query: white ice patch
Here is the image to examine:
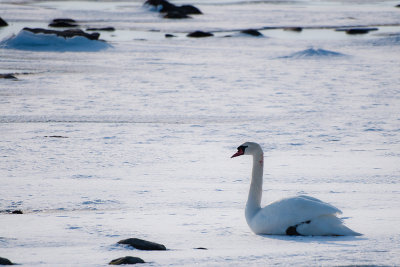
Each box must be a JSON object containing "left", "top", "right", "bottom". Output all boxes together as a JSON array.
[{"left": 0, "top": 29, "right": 112, "bottom": 52}]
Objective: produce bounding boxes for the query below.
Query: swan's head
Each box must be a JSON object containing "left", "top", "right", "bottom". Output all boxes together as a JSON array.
[{"left": 231, "top": 142, "right": 262, "bottom": 158}]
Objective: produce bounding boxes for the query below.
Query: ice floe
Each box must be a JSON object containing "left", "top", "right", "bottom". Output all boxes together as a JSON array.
[{"left": 0, "top": 28, "right": 111, "bottom": 52}]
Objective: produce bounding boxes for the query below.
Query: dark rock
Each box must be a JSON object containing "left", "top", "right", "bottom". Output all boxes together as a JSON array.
[
  {"left": 44, "top": 135, "right": 68, "bottom": 138},
  {"left": 164, "top": 10, "right": 190, "bottom": 19},
  {"left": 336, "top": 27, "right": 378, "bottom": 35},
  {"left": 144, "top": 0, "right": 160, "bottom": 5},
  {"left": 86, "top": 27, "right": 115, "bottom": 32},
  {"left": 109, "top": 256, "right": 145, "bottom": 265},
  {"left": 194, "top": 247, "right": 208, "bottom": 250},
  {"left": 53, "top": 18, "right": 77, "bottom": 23},
  {"left": 144, "top": 0, "right": 202, "bottom": 18},
  {"left": 11, "top": 210, "right": 23, "bottom": 214},
  {"left": 396, "top": 4, "right": 400, "bottom": 7},
  {"left": 49, "top": 18, "right": 78, "bottom": 28},
  {"left": 165, "top": 34, "right": 176, "bottom": 38},
  {"left": 187, "top": 31, "right": 214, "bottom": 38},
  {"left": 240, "top": 29, "right": 263, "bottom": 36},
  {"left": 0, "top": 74, "right": 17, "bottom": 80},
  {"left": 23, "top": 28, "right": 100, "bottom": 40},
  {"left": 0, "top": 257, "right": 14, "bottom": 265},
  {"left": 145, "top": 0, "right": 176, "bottom": 12},
  {"left": 118, "top": 238, "right": 166, "bottom": 251},
  {"left": 160, "top": 0, "right": 176, "bottom": 13},
  {"left": 284, "top": 27, "right": 302, "bottom": 32},
  {"left": 345, "top": 28, "right": 377, "bottom": 34},
  {"left": 0, "top": 17, "right": 8, "bottom": 27},
  {"left": 49, "top": 21, "right": 78, "bottom": 27},
  {"left": 179, "top": 5, "right": 202, "bottom": 15}
]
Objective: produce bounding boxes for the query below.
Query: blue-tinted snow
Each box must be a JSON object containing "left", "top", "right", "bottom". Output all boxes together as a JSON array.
[
  {"left": 279, "top": 48, "right": 347, "bottom": 59},
  {"left": 0, "top": 29, "right": 111, "bottom": 52},
  {"left": 370, "top": 33, "right": 400, "bottom": 46}
]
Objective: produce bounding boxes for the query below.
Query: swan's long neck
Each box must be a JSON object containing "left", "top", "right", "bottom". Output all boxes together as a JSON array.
[{"left": 245, "top": 151, "right": 264, "bottom": 221}]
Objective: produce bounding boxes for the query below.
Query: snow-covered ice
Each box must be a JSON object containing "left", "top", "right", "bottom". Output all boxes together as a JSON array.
[
  {"left": 1, "top": 0, "right": 400, "bottom": 266},
  {"left": 0, "top": 29, "right": 111, "bottom": 52},
  {"left": 279, "top": 48, "right": 347, "bottom": 59}
]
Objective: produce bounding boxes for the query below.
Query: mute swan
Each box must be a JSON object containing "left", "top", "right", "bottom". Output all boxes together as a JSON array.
[{"left": 231, "top": 142, "right": 361, "bottom": 236}]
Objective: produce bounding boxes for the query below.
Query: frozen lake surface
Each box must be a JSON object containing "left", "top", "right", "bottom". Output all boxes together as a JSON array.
[{"left": 1, "top": 0, "right": 400, "bottom": 266}]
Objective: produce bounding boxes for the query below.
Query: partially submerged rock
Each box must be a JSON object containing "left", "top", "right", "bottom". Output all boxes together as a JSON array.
[
  {"left": 0, "top": 209, "right": 25, "bottom": 214},
  {"left": 49, "top": 18, "right": 78, "bottom": 28},
  {"left": 23, "top": 27, "right": 100, "bottom": 40},
  {"left": 86, "top": 27, "right": 115, "bottom": 32},
  {"left": 284, "top": 27, "right": 303, "bottom": 32},
  {"left": 240, "top": 29, "right": 263, "bottom": 36},
  {"left": 179, "top": 5, "right": 202, "bottom": 15},
  {"left": 144, "top": 0, "right": 202, "bottom": 19},
  {"left": 164, "top": 10, "right": 191, "bottom": 19},
  {"left": 52, "top": 18, "right": 77, "bottom": 24},
  {"left": 118, "top": 238, "right": 166, "bottom": 251},
  {"left": 187, "top": 31, "right": 214, "bottom": 38},
  {"left": 109, "top": 256, "right": 145, "bottom": 265},
  {"left": 0, "top": 17, "right": 8, "bottom": 27},
  {"left": 145, "top": 0, "right": 174, "bottom": 12},
  {"left": 346, "top": 28, "right": 378, "bottom": 34},
  {"left": 0, "top": 257, "right": 14, "bottom": 265},
  {"left": 11, "top": 210, "right": 23, "bottom": 214},
  {"left": 0, "top": 74, "right": 17, "bottom": 80},
  {"left": 336, "top": 27, "right": 378, "bottom": 35}
]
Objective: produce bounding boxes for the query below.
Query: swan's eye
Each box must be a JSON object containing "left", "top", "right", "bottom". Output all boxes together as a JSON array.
[{"left": 237, "top": 145, "right": 248, "bottom": 153}]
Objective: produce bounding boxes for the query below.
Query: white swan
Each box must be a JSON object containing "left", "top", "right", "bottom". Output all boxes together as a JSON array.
[{"left": 231, "top": 142, "right": 361, "bottom": 236}]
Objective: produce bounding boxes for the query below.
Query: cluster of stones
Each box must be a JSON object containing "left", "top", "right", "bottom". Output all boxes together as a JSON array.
[
  {"left": 0, "top": 17, "right": 112, "bottom": 79},
  {"left": 109, "top": 238, "right": 167, "bottom": 265},
  {"left": 24, "top": 27, "right": 101, "bottom": 41},
  {"left": 1, "top": 237, "right": 208, "bottom": 265},
  {"left": 48, "top": 18, "right": 115, "bottom": 32},
  {"left": 0, "top": 17, "right": 113, "bottom": 44}
]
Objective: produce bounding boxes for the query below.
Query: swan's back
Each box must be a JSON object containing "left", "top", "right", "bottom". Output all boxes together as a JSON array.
[{"left": 247, "top": 196, "right": 360, "bottom": 236}]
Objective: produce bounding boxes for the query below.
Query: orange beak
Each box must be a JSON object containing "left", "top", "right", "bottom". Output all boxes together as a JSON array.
[{"left": 231, "top": 148, "right": 244, "bottom": 158}]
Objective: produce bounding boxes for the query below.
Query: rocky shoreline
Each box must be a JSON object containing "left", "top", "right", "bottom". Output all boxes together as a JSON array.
[{"left": 0, "top": 237, "right": 207, "bottom": 265}]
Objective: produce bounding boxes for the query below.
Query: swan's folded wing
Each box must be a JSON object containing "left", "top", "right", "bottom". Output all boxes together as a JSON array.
[
  {"left": 292, "top": 195, "right": 341, "bottom": 215},
  {"left": 253, "top": 196, "right": 342, "bottom": 234},
  {"left": 296, "top": 195, "right": 342, "bottom": 214}
]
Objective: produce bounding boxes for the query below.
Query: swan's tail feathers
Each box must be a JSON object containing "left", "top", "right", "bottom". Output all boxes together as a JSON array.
[
  {"left": 340, "top": 226, "right": 362, "bottom": 236},
  {"left": 297, "top": 215, "right": 362, "bottom": 236}
]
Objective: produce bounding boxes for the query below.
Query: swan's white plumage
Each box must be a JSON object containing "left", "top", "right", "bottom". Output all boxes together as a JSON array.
[
  {"left": 232, "top": 142, "right": 361, "bottom": 236},
  {"left": 249, "top": 195, "right": 342, "bottom": 235}
]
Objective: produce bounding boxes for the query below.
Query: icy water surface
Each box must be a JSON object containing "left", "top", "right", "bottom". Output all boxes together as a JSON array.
[{"left": 1, "top": 0, "right": 400, "bottom": 266}]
